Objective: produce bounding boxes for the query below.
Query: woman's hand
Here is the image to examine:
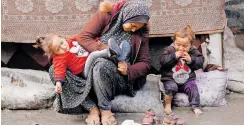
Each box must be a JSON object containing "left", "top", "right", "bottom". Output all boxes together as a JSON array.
[
  {"left": 118, "top": 61, "right": 128, "bottom": 75},
  {"left": 55, "top": 81, "right": 63, "bottom": 94},
  {"left": 182, "top": 52, "right": 191, "bottom": 63}
]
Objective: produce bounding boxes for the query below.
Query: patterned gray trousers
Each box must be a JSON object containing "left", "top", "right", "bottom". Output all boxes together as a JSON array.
[
  {"left": 91, "top": 58, "right": 132, "bottom": 110},
  {"left": 50, "top": 58, "right": 132, "bottom": 113}
]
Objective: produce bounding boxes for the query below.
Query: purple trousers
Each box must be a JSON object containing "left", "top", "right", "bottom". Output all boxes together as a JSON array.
[{"left": 164, "top": 80, "right": 200, "bottom": 109}]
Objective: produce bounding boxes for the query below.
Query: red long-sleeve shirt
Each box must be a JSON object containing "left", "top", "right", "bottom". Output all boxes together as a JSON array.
[{"left": 53, "top": 37, "right": 88, "bottom": 82}]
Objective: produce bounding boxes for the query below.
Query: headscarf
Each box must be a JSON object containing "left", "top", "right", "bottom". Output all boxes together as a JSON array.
[
  {"left": 100, "top": 0, "right": 150, "bottom": 44},
  {"left": 124, "top": 15, "right": 150, "bottom": 24}
]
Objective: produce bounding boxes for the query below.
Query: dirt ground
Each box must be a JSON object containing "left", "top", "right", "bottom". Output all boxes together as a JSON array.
[
  {"left": 1, "top": 93, "right": 244, "bottom": 125},
  {"left": 173, "top": 93, "right": 244, "bottom": 125}
]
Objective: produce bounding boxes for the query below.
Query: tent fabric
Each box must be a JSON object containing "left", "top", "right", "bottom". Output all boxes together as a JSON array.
[{"left": 1, "top": 0, "right": 226, "bottom": 43}]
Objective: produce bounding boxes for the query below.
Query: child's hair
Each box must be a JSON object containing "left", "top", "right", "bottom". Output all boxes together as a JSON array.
[
  {"left": 173, "top": 24, "right": 196, "bottom": 44},
  {"left": 33, "top": 33, "right": 57, "bottom": 58}
]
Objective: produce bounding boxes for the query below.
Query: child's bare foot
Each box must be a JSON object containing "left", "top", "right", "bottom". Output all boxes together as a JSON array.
[
  {"left": 85, "top": 107, "right": 101, "bottom": 125},
  {"left": 101, "top": 110, "right": 117, "bottom": 125},
  {"left": 164, "top": 104, "right": 172, "bottom": 115},
  {"left": 193, "top": 108, "right": 203, "bottom": 115},
  {"left": 164, "top": 94, "right": 173, "bottom": 115}
]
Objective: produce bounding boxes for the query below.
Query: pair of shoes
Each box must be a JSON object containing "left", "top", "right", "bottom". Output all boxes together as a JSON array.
[
  {"left": 163, "top": 113, "right": 186, "bottom": 125},
  {"left": 142, "top": 109, "right": 160, "bottom": 125},
  {"left": 108, "top": 38, "right": 131, "bottom": 62}
]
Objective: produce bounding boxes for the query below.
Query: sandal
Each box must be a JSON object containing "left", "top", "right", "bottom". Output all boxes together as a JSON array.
[
  {"left": 163, "top": 113, "right": 186, "bottom": 125},
  {"left": 85, "top": 107, "right": 101, "bottom": 125},
  {"left": 85, "top": 114, "right": 101, "bottom": 125},
  {"left": 101, "top": 110, "right": 118, "bottom": 125},
  {"left": 142, "top": 109, "right": 160, "bottom": 125}
]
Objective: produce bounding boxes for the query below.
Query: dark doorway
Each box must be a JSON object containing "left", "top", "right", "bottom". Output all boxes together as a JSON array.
[{"left": 149, "top": 37, "right": 173, "bottom": 74}]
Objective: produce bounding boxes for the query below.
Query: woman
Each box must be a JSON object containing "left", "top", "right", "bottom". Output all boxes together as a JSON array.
[{"left": 49, "top": 0, "right": 151, "bottom": 125}]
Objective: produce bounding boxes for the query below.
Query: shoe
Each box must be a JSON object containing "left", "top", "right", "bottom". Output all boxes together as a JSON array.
[
  {"left": 118, "top": 40, "right": 131, "bottom": 61},
  {"left": 142, "top": 109, "right": 160, "bottom": 125},
  {"left": 162, "top": 113, "right": 186, "bottom": 125},
  {"left": 108, "top": 38, "right": 121, "bottom": 57}
]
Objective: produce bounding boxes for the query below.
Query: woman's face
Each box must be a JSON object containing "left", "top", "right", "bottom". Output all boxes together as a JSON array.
[
  {"left": 123, "top": 22, "right": 145, "bottom": 32},
  {"left": 50, "top": 35, "right": 70, "bottom": 55}
]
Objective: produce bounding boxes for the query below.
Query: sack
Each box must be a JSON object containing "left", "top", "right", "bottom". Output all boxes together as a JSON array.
[
  {"left": 1, "top": 68, "right": 55, "bottom": 109},
  {"left": 111, "top": 75, "right": 163, "bottom": 116}
]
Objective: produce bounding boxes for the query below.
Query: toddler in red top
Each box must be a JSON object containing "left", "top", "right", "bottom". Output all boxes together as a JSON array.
[
  {"left": 34, "top": 33, "right": 131, "bottom": 94},
  {"left": 53, "top": 38, "right": 89, "bottom": 81},
  {"left": 33, "top": 34, "right": 92, "bottom": 94}
]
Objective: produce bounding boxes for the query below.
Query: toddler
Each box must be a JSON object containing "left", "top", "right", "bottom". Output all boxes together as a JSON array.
[
  {"left": 34, "top": 33, "right": 130, "bottom": 93},
  {"left": 159, "top": 25, "right": 204, "bottom": 124}
]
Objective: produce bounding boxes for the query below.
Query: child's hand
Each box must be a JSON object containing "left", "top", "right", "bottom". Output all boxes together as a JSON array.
[
  {"left": 118, "top": 61, "right": 128, "bottom": 75},
  {"left": 182, "top": 52, "right": 191, "bottom": 63},
  {"left": 175, "top": 51, "right": 184, "bottom": 59},
  {"left": 55, "top": 81, "right": 63, "bottom": 94}
]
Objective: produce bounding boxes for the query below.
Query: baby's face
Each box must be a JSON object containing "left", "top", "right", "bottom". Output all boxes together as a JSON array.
[
  {"left": 50, "top": 35, "right": 69, "bottom": 55},
  {"left": 174, "top": 37, "right": 191, "bottom": 52}
]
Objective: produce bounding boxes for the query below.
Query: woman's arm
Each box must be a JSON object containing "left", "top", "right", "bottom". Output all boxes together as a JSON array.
[
  {"left": 127, "top": 32, "right": 151, "bottom": 81},
  {"left": 75, "top": 1, "right": 126, "bottom": 52},
  {"left": 75, "top": 11, "right": 111, "bottom": 52}
]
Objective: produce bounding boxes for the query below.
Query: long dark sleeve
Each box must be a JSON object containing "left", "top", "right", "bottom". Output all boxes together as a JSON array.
[
  {"left": 160, "top": 46, "right": 178, "bottom": 68},
  {"left": 188, "top": 47, "right": 204, "bottom": 70}
]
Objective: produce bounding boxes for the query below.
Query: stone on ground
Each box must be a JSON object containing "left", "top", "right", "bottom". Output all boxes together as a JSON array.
[
  {"left": 173, "top": 70, "right": 228, "bottom": 107},
  {"left": 223, "top": 27, "right": 244, "bottom": 94},
  {"left": 1, "top": 67, "right": 55, "bottom": 109}
]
